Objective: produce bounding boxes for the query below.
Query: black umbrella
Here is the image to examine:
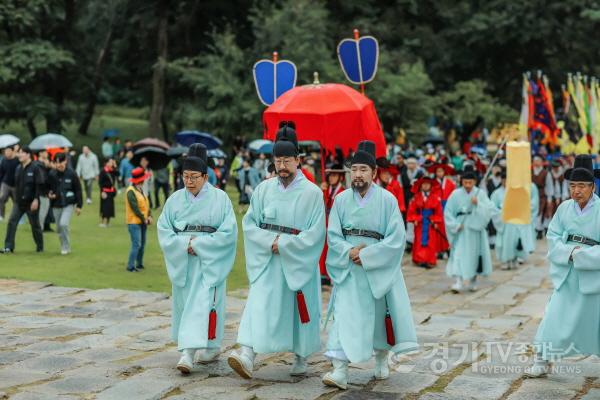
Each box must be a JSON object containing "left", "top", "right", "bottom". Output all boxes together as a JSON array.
[
  {"left": 166, "top": 145, "right": 188, "bottom": 158},
  {"left": 131, "top": 146, "right": 170, "bottom": 170},
  {"left": 421, "top": 135, "right": 444, "bottom": 146}
]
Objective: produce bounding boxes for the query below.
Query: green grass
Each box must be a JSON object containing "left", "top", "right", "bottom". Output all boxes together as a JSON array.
[
  {"left": 1, "top": 106, "right": 251, "bottom": 294},
  {"left": 0, "top": 180, "right": 249, "bottom": 294}
]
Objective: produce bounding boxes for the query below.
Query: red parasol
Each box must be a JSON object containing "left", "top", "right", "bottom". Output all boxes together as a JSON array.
[{"left": 263, "top": 83, "right": 386, "bottom": 158}]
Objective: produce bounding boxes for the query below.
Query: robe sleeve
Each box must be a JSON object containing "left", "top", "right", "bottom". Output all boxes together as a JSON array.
[
  {"left": 157, "top": 195, "right": 191, "bottom": 288},
  {"left": 277, "top": 189, "right": 326, "bottom": 290},
  {"left": 242, "top": 184, "right": 278, "bottom": 284},
  {"left": 546, "top": 205, "right": 576, "bottom": 267},
  {"left": 443, "top": 192, "right": 461, "bottom": 236},
  {"left": 406, "top": 198, "right": 421, "bottom": 223},
  {"left": 573, "top": 245, "right": 600, "bottom": 271},
  {"left": 490, "top": 190, "right": 504, "bottom": 233},
  {"left": 325, "top": 197, "right": 355, "bottom": 286},
  {"left": 359, "top": 198, "right": 406, "bottom": 299},
  {"left": 190, "top": 194, "right": 238, "bottom": 287},
  {"left": 464, "top": 189, "right": 493, "bottom": 231}
]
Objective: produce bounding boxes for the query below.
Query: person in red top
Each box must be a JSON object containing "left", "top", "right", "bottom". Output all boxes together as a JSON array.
[
  {"left": 319, "top": 163, "right": 346, "bottom": 285},
  {"left": 426, "top": 162, "right": 455, "bottom": 258},
  {"left": 375, "top": 157, "right": 405, "bottom": 213},
  {"left": 407, "top": 176, "right": 444, "bottom": 268}
]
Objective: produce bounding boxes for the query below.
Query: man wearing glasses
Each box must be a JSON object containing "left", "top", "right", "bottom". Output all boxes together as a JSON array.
[
  {"left": 527, "top": 154, "right": 600, "bottom": 377},
  {"left": 228, "top": 124, "right": 326, "bottom": 379},
  {"left": 321, "top": 140, "right": 418, "bottom": 390},
  {"left": 157, "top": 144, "right": 238, "bottom": 374}
]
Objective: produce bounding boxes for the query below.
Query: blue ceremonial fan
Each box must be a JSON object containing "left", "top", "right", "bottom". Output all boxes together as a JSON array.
[
  {"left": 253, "top": 52, "right": 297, "bottom": 106},
  {"left": 337, "top": 29, "right": 379, "bottom": 87}
]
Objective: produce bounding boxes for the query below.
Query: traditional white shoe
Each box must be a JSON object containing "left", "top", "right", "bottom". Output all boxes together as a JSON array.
[
  {"left": 467, "top": 277, "right": 478, "bottom": 292},
  {"left": 195, "top": 348, "right": 220, "bottom": 363},
  {"left": 374, "top": 350, "right": 390, "bottom": 380},
  {"left": 177, "top": 349, "right": 195, "bottom": 375},
  {"left": 290, "top": 354, "right": 307, "bottom": 376},
  {"left": 322, "top": 359, "right": 348, "bottom": 390},
  {"left": 524, "top": 359, "right": 550, "bottom": 378},
  {"left": 517, "top": 257, "right": 525, "bottom": 265},
  {"left": 227, "top": 348, "right": 254, "bottom": 379},
  {"left": 451, "top": 279, "right": 464, "bottom": 293},
  {"left": 501, "top": 262, "right": 511, "bottom": 270}
]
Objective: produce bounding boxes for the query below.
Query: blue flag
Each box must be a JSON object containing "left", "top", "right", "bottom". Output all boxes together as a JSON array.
[
  {"left": 253, "top": 59, "right": 297, "bottom": 106},
  {"left": 337, "top": 35, "right": 379, "bottom": 85}
]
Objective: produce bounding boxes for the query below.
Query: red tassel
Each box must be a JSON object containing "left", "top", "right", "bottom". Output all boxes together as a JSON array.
[
  {"left": 296, "top": 290, "right": 310, "bottom": 324},
  {"left": 208, "top": 309, "right": 217, "bottom": 340},
  {"left": 385, "top": 312, "right": 395, "bottom": 346}
]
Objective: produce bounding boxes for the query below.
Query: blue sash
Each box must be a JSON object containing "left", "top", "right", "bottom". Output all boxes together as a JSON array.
[{"left": 420, "top": 208, "right": 434, "bottom": 246}]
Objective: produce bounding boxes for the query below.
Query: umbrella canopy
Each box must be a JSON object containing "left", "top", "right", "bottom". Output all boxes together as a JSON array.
[
  {"left": 207, "top": 148, "right": 227, "bottom": 159},
  {"left": 133, "top": 138, "right": 170, "bottom": 151},
  {"left": 248, "top": 139, "right": 273, "bottom": 154},
  {"left": 131, "top": 146, "right": 170, "bottom": 170},
  {"left": 29, "top": 133, "right": 73, "bottom": 151},
  {"left": 102, "top": 129, "right": 120, "bottom": 138},
  {"left": 263, "top": 83, "right": 386, "bottom": 157},
  {"left": 175, "top": 131, "right": 222, "bottom": 149},
  {"left": 166, "top": 145, "right": 188, "bottom": 158},
  {"left": 0, "top": 134, "right": 20, "bottom": 149}
]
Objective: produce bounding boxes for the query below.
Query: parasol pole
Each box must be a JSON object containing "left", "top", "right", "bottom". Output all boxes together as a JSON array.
[
  {"left": 320, "top": 146, "right": 326, "bottom": 184},
  {"left": 354, "top": 29, "right": 365, "bottom": 95},
  {"left": 273, "top": 51, "right": 278, "bottom": 104},
  {"left": 479, "top": 130, "right": 511, "bottom": 189}
]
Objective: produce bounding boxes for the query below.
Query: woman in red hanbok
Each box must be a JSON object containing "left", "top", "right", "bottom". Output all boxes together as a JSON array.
[
  {"left": 407, "top": 177, "right": 444, "bottom": 268},
  {"left": 376, "top": 157, "right": 406, "bottom": 213},
  {"left": 427, "top": 162, "right": 456, "bottom": 257}
]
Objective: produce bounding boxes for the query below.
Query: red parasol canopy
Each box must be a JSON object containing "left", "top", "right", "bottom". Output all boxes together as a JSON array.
[{"left": 263, "top": 83, "right": 386, "bottom": 157}]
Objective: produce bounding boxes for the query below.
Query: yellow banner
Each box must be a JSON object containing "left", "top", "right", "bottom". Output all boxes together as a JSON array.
[{"left": 503, "top": 141, "right": 531, "bottom": 224}]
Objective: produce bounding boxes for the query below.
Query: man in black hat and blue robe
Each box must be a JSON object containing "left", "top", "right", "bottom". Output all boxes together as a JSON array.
[
  {"left": 157, "top": 144, "right": 238, "bottom": 374},
  {"left": 322, "top": 140, "right": 418, "bottom": 390},
  {"left": 527, "top": 155, "right": 600, "bottom": 377},
  {"left": 228, "top": 125, "right": 326, "bottom": 379}
]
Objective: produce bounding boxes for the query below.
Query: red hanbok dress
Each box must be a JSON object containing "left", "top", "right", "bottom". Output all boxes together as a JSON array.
[{"left": 407, "top": 190, "right": 444, "bottom": 266}]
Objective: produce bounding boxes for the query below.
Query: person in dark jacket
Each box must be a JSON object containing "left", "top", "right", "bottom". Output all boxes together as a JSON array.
[
  {"left": 2, "top": 146, "right": 44, "bottom": 253},
  {"left": 48, "top": 152, "right": 83, "bottom": 255},
  {"left": 0, "top": 145, "right": 19, "bottom": 221}
]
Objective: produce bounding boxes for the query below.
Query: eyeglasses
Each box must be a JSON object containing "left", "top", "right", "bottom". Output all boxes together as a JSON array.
[
  {"left": 273, "top": 158, "right": 297, "bottom": 166},
  {"left": 182, "top": 175, "right": 204, "bottom": 182}
]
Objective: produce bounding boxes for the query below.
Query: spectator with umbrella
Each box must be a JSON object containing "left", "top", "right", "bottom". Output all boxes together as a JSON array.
[
  {"left": 0, "top": 144, "right": 19, "bottom": 222},
  {"left": 98, "top": 158, "right": 117, "bottom": 228},
  {"left": 47, "top": 152, "right": 83, "bottom": 255},
  {"left": 125, "top": 167, "right": 152, "bottom": 272},
  {"left": 2, "top": 146, "right": 44, "bottom": 253},
  {"left": 76, "top": 146, "right": 100, "bottom": 204}
]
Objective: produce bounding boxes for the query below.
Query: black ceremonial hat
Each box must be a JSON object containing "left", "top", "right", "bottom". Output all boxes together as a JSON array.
[
  {"left": 564, "top": 154, "right": 600, "bottom": 182},
  {"left": 351, "top": 140, "right": 376, "bottom": 169},
  {"left": 273, "top": 121, "right": 299, "bottom": 157}
]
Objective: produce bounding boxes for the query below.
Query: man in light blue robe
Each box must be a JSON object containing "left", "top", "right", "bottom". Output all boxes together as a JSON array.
[
  {"left": 491, "top": 173, "right": 539, "bottom": 269},
  {"left": 322, "top": 141, "right": 418, "bottom": 390},
  {"left": 444, "top": 167, "right": 494, "bottom": 292},
  {"left": 527, "top": 155, "right": 600, "bottom": 377},
  {"left": 228, "top": 125, "right": 326, "bottom": 379},
  {"left": 157, "top": 144, "right": 237, "bottom": 374}
]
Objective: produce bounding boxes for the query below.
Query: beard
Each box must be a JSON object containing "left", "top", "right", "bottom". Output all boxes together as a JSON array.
[
  {"left": 277, "top": 168, "right": 291, "bottom": 177},
  {"left": 352, "top": 179, "right": 369, "bottom": 192}
]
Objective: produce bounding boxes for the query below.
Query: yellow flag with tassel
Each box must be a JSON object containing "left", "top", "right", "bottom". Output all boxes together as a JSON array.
[{"left": 503, "top": 141, "right": 531, "bottom": 224}]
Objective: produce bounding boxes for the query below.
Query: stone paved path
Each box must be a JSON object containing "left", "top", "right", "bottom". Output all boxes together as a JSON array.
[{"left": 1, "top": 242, "right": 600, "bottom": 399}]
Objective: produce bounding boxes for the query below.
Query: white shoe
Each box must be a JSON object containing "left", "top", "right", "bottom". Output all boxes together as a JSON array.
[
  {"left": 177, "top": 349, "right": 195, "bottom": 375},
  {"left": 322, "top": 358, "right": 348, "bottom": 390},
  {"left": 227, "top": 346, "right": 254, "bottom": 379},
  {"left": 0, "top": 216, "right": 4, "bottom": 222},
  {"left": 195, "top": 348, "right": 220, "bottom": 363},
  {"left": 501, "top": 262, "right": 511, "bottom": 270},
  {"left": 86, "top": 198, "right": 92, "bottom": 204},
  {"left": 60, "top": 249, "right": 70, "bottom": 255},
  {"left": 467, "top": 277, "right": 478, "bottom": 292},
  {"left": 517, "top": 257, "right": 525, "bottom": 265},
  {"left": 374, "top": 350, "right": 390, "bottom": 380},
  {"left": 524, "top": 359, "right": 550, "bottom": 378},
  {"left": 290, "top": 354, "right": 307, "bottom": 376},
  {"left": 451, "top": 278, "right": 463, "bottom": 293}
]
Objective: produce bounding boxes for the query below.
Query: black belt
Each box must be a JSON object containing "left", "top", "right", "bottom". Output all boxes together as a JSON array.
[
  {"left": 177, "top": 224, "right": 217, "bottom": 234},
  {"left": 259, "top": 223, "right": 301, "bottom": 235},
  {"left": 342, "top": 228, "right": 384, "bottom": 241},
  {"left": 567, "top": 234, "right": 600, "bottom": 246},
  {"left": 456, "top": 211, "right": 472, "bottom": 216}
]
